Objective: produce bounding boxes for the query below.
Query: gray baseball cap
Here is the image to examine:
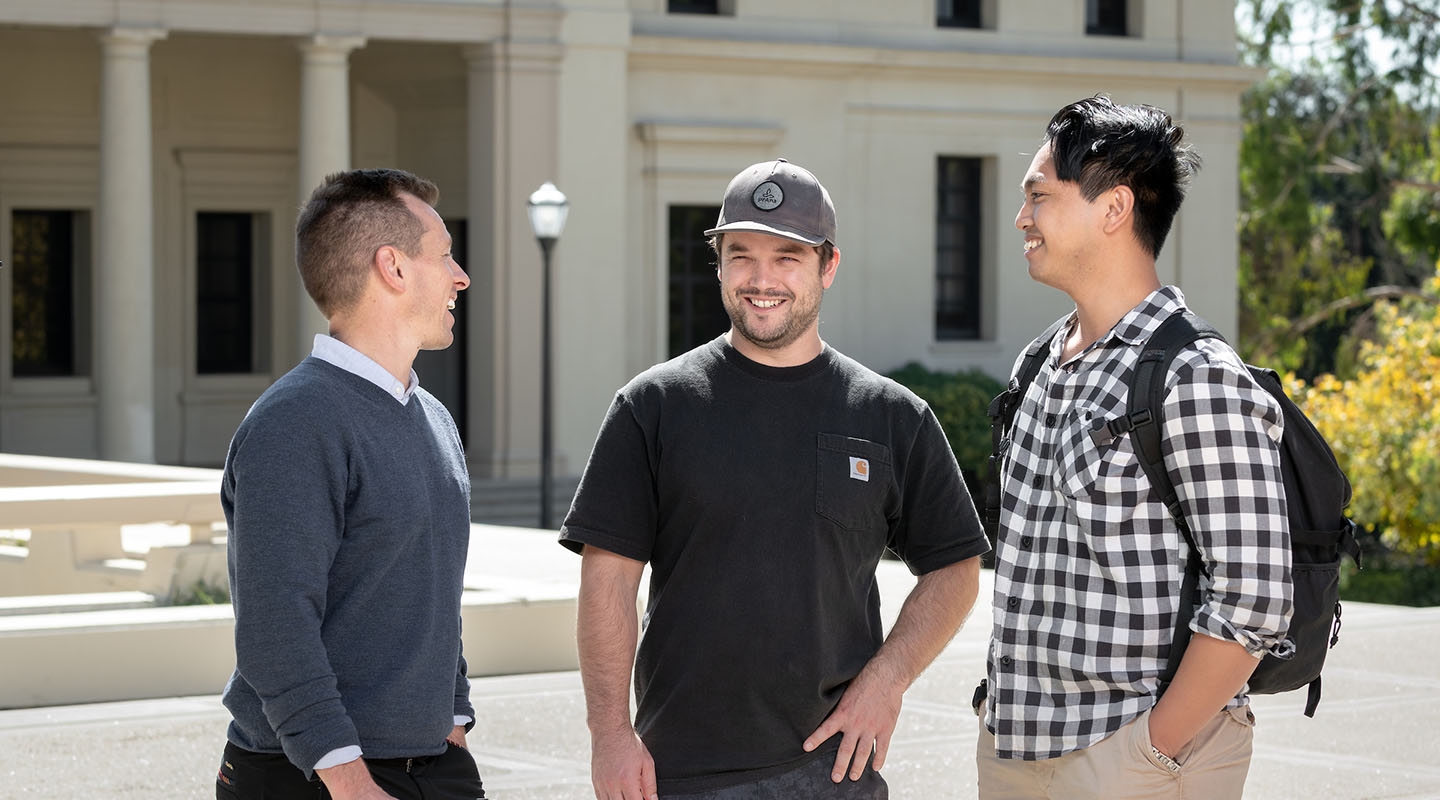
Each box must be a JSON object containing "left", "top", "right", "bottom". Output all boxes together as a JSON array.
[{"left": 704, "top": 158, "right": 836, "bottom": 246}]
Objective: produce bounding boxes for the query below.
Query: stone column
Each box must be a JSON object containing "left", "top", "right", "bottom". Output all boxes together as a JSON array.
[
  {"left": 463, "top": 40, "right": 562, "bottom": 478},
  {"left": 96, "top": 26, "right": 166, "bottom": 463},
  {"left": 295, "top": 34, "right": 365, "bottom": 363}
]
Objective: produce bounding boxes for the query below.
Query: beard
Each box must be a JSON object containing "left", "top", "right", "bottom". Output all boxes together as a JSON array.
[{"left": 722, "top": 287, "right": 822, "bottom": 352}]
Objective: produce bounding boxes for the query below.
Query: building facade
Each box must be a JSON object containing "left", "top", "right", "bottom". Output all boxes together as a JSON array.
[{"left": 0, "top": 0, "right": 1254, "bottom": 488}]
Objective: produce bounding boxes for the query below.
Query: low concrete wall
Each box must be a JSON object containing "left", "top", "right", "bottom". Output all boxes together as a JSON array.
[
  {"left": 0, "top": 453, "right": 223, "bottom": 487},
  {"left": 0, "top": 588, "right": 578, "bottom": 709}
]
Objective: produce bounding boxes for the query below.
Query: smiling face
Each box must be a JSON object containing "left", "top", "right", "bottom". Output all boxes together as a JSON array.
[
  {"left": 1014, "top": 141, "right": 1108, "bottom": 294},
  {"left": 716, "top": 230, "right": 838, "bottom": 365},
  {"left": 399, "top": 193, "right": 470, "bottom": 351}
]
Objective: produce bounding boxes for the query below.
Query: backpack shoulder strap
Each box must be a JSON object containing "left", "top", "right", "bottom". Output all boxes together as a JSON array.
[
  {"left": 1016, "top": 317, "right": 1068, "bottom": 400},
  {"left": 984, "top": 316, "right": 1069, "bottom": 537},
  {"left": 1128, "top": 311, "right": 1225, "bottom": 690},
  {"left": 1128, "top": 312, "right": 1224, "bottom": 528}
]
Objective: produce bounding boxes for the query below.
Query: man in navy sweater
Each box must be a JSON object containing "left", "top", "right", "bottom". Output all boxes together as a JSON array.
[{"left": 215, "top": 169, "right": 482, "bottom": 800}]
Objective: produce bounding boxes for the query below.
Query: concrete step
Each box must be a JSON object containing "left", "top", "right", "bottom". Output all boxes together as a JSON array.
[{"left": 470, "top": 477, "right": 578, "bottom": 528}]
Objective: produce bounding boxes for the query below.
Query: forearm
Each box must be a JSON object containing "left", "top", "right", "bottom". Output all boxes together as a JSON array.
[
  {"left": 803, "top": 556, "right": 982, "bottom": 777},
  {"left": 317, "top": 758, "right": 390, "bottom": 800},
  {"left": 1149, "top": 632, "right": 1260, "bottom": 756},
  {"left": 576, "top": 547, "right": 645, "bottom": 737},
  {"left": 860, "top": 557, "right": 981, "bottom": 689}
]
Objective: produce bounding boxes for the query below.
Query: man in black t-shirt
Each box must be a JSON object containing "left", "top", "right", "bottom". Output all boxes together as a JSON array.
[{"left": 560, "top": 159, "right": 990, "bottom": 800}]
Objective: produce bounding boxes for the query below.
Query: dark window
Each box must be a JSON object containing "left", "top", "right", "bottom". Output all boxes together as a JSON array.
[
  {"left": 667, "top": 205, "right": 728, "bottom": 358},
  {"left": 937, "top": 0, "right": 982, "bottom": 28},
  {"left": 668, "top": 0, "right": 719, "bottom": 13},
  {"left": 11, "top": 209, "right": 90, "bottom": 377},
  {"left": 936, "top": 157, "right": 983, "bottom": 341},
  {"left": 1086, "top": 0, "right": 1128, "bottom": 36},
  {"left": 196, "top": 212, "right": 261, "bottom": 374},
  {"left": 413, "top": 219, "right": 468, "bottom": 445}
]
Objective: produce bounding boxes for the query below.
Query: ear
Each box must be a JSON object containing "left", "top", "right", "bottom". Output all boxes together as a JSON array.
[
  {"left": 374, "top": 244, "right": 406, "bottom": 294},
  {"left": 820, "top": 246, "right": 840, "bottom": 289},
  {"left": 1100, "top": 185, "right": 1136, "bottom": 236}
]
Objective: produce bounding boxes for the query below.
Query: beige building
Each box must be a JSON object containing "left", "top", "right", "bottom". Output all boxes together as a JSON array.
[{"left": 0, "top": 0, "right": 1254, "bottom": 496}]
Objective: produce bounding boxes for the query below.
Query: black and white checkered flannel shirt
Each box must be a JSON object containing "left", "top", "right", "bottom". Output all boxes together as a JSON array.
[{"left": 984, "top": 286, "right": 1293, "bottom": 760}]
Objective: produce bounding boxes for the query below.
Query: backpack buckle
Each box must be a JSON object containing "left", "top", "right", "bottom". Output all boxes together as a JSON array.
[{"left": 1088, "top": 408, "right": 1153, "bottom": 446}]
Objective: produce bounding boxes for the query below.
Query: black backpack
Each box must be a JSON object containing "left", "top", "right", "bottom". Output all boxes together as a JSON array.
[{"left": 985, "top": 311, "right": 1362, "bottom": 717}]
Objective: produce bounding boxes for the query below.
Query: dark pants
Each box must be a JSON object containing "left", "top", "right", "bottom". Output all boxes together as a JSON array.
[
  {"left": 665, "top": 752, "right": 888, "bottom": 800},
  {"left": 215, "top": 741, "right": 486, "bottom": 800}
]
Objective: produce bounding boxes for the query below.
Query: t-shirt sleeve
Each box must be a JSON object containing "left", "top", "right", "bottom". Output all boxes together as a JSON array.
[
  {"left": 889, "top": 405, "right": 991, "bottom": 575},
  {"left": 558, "top": 393, "right": 657, "bottom": 563}
]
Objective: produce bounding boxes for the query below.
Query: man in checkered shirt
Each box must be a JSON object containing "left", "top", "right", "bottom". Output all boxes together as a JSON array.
[{"left": 975, "top": 96, "right": 1293, "bottom": 799}]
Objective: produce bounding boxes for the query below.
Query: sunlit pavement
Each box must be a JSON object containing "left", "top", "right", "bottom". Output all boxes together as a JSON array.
[{"left": 2, "top": 529, "right": 1438, "bottom": 799}]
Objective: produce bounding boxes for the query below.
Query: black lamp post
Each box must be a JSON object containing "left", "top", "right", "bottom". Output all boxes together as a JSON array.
[{"left": 526, "top": 181, "right": 569, "bottom": 530}]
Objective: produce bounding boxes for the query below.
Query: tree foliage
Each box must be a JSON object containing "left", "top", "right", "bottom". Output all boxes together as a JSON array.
[
  {"left": 1236, "top": 0, "right": 1440, "bottom": 378},
  {"left": 1290, "top": 268, "right": 1440, "bottom": 560}
]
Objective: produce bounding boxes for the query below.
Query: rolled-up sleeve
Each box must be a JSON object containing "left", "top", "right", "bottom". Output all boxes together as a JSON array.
[{"left": 1164, "top": 346, "right": 1293, "bottom": 657}]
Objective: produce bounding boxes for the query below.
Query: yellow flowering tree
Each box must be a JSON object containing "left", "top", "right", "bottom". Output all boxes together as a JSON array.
[{"left": 1291, "top": 269, "right": 1440, "bottom": 560}]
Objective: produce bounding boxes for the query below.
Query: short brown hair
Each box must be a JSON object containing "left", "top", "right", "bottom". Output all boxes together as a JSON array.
[{"left": 295, "top": 168, "right": 440, "bottom": 316}]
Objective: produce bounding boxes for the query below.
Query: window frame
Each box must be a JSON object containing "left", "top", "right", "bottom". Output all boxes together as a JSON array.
[
  {"left": 1085, "top": 0, "right": 1130, "bottom": 37},
  {"left": 936, "top": 0, "right": 984, "bottom": 29},
  {"left": 665, "top": 203, "right": 728, "bottom": 359},
  {"left": 193, "top": 210, "right": 271, "bottom": 376},
  {"left": 935, "top": 155, "right": 986, "bottom": 342},
  {"left": 174, "top": 150, "right": 292, "bottom": 396},
  {"left": 0, "top": 148, "right": 99, "bottom": 400},
  {"left": 8, "top": 208, "right": 93, "bottom": 380},
  {"left": 667, "top": 0, "right": 724, "bottom": 15}
]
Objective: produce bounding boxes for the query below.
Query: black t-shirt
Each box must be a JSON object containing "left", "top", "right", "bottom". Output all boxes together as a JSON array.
[{"left": 560, "top": 337, "right": 989, "bottom": 793}]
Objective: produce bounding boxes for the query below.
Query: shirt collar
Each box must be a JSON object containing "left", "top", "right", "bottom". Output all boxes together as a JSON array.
[
  {"left": 1056, "top": 285, "right": 1189, "bottom": 360},
  {"left": 310, "top": 334, "right": 419, "bottom": 405},
  {"left": 1110, "top": 285, "right": 1188, "bottom": 346}
]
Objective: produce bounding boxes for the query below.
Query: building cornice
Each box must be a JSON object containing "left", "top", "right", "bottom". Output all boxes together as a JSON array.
[
  {"left": 0, "top": 0, "right": 555, "bottom": 45},
  {"left": 628, "top": 31, "right": 1263, "bottom": 93}
]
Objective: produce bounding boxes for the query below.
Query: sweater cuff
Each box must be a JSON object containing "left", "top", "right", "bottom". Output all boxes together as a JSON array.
[{"left": 313, "top": 745, "right": 363, "bottom": 771}]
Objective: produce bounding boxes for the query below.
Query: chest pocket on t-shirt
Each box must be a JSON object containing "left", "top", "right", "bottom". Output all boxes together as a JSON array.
[{"left": 816, "top": 433, "right": 894, "bottom": 532}]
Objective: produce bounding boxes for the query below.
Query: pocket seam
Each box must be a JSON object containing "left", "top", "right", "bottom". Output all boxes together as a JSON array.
[{"left": 815, "top": 434, "right": 893, "bottom": 531}]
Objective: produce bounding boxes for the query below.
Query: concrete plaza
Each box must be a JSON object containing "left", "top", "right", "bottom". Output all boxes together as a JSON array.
[{"left": 1, "top": 528, "right": 1438, "bottom": 799}]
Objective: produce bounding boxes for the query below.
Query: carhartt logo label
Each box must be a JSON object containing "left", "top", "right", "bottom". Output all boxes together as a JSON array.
[
  {"left": 849, "top": 457, "right": 869, "bottom": 482},
  {"left": 752, "top": 181, "right": 784, "bottom": 211}
]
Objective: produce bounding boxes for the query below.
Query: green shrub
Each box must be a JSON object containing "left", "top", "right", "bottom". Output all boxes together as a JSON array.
[
  {"left": 1340, "top": 528, "right": 1440, "bottom": 607},
  {"left": 886, "top": 362, "right": 1004, "bottom": 494},
  {"left": 173, "top": 578, "right": 230, "bottom": 606}
]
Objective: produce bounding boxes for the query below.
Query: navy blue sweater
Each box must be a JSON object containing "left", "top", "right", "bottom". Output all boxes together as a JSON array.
[{"left": 221, "top": 358, "right": 473, "bottom": 774}]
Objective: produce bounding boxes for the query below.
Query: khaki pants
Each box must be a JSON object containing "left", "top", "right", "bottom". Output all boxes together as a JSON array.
[{"left": 975, "top": 705, "right": 1255, "bottom": 800}]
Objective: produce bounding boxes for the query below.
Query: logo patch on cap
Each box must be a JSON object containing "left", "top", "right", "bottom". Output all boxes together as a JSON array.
[{"left": 752, "top": 181, "right": 784, "bottom": 211}]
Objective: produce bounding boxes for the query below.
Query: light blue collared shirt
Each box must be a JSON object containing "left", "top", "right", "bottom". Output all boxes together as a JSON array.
[{"left": 310, "top": 334, "right": 419, "bottom": 405}]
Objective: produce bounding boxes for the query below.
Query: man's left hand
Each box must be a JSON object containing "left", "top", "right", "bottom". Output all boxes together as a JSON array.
[
  {"left": 802, "top": 670, "right": 904, "bottom": 783},
  {"left": 446, "top": 725, "right": 468, "bottom": 750}
]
